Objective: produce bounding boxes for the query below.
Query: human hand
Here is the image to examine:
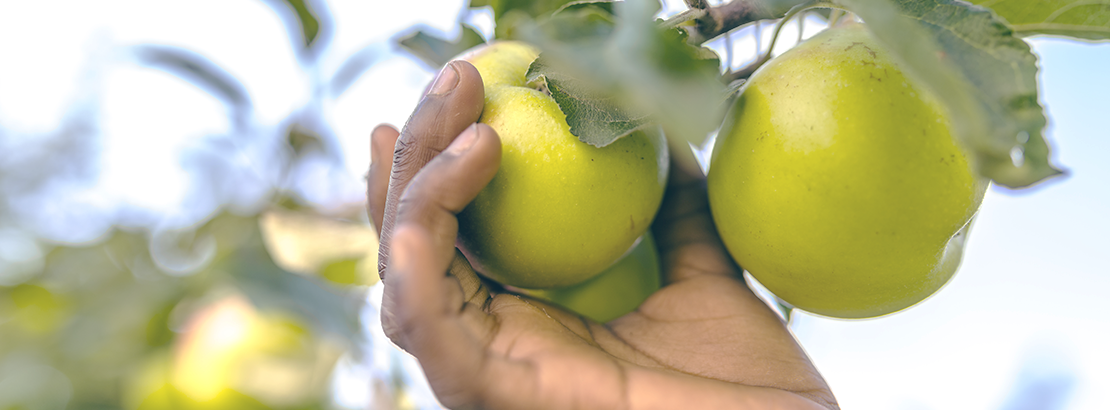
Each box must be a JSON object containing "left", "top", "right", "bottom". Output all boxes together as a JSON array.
[{"left": 367, "top": 60, "right": 838, "bottom": 410}]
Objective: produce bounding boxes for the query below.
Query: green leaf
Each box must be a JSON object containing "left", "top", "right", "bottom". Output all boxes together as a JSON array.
[
  {"left": 190, "top": 212, "right": 365, "bottom": 344},
  {"left": 134, "top": 45, "right": 251, "bottom": 111},
  {"left": 144, "top": 302, "right": 178, "bottom": 348},
  {"left": 470, "top": 0, "right": 585, "bottom": 21},
  {"left": 969, "top": 0, "right": 1110, "bottom": 40},
  {"left": 525, "top": 57, "right": 651, "bottom": 147},
  {"left": 258, "top": 208, "right": 380, "bottom": 285},
  {"left": 286, "top": 124, "right": 325, "bottom": 158},
  {"left": 554, "top": 0, "right": 617, "bottom": 15},
  {"left": 278, "top": 0, "right": 321, "bottom": 47},
  {"left": 320, "top": 258, "right": 361, "bottom": 285},
  {"left": 229, "top": 251, "right": 364, "bottom": 345},
  {"left": 226, "top": 230, "right": 363, "bottom": 345},
  {"left": 397, "top": 25, "right": 487, "bottom": 68},
  {"left": 516, "top": 0, "right": 733, "bottom": 152},
  {"left": 496, "top": 0, "right": 617, "bottom": 42},
  {"left": 776, "top": 297, "right": 795, "bottom": 324},
  {"left": 835, "top": 0, "right": 1063, "bottom": 188},
  {"left": 486, "top": 0, "right": 619, "bottom": 39}
]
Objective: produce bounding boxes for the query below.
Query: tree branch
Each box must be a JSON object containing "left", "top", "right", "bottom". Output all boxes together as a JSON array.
[
  {"left": 685, "top": 0, "right": 709, "bottom": 9},
  {"left": 724, "top": 53, "right": 771, "bottom": 82},
  {"left": 679, "top": 0, "right": 804, "bottom": 45}
]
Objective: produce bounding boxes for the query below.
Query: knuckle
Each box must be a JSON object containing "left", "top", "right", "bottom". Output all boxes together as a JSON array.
[
  {"left": 380, "top": 313, "right": 405, "bottom": 348},
  {"left": 377, "top": 245, "right": 390, "bottom": 278},
  {"left": 392, "top": 137, "right": 417, "bottom": 164},
  {"left": 381, "top": 309, "right": 422, "bottom": 353},
  {"left": 391, "top": 137, "right": 444, "bottom": 178},
  {"left": 395, "top": 191, "right": 429, "bottom": 217}
]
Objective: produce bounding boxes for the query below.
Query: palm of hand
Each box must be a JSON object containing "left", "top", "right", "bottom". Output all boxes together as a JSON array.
[{"left": 424, "top": 173, "right": 835, "bottom": 409}]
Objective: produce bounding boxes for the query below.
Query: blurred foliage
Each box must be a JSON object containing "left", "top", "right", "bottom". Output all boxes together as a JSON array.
[
  {"left": 0, "top": 0, "right": 388, "bottom": 408},
  {"left": 522, "top": 1, "right": 731, "bottom": 148},
  {"left": 276, "top": 0, "right": 322, "bottom": 47},
  {"left": 0, "top": 210, "right": 371, "bottom": 409},
  {"left": 968, "top": 0, "right": 1110, "bottom": 41},
  {"left": 398, "top": 25, "right": 488, "bottom": 69},
  {"left": 408, "top": 0, "right": 1089, "bottom": 187},
  {"left": 259, "top": 209, "right": 380, "bottom": 287},
  {"left": 471, "top": 0, "right": 583, "bottom": 25}
]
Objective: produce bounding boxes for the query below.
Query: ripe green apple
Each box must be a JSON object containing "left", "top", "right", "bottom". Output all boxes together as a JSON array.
[
  {"left": 456, "top": 41, "right": 669, "bottom": 289},
  {"left": 519, "top": 233, "right": 661, "bottom": 323},
  {"left": 707, "top": 24, "right": 988, "bottom": 318}
]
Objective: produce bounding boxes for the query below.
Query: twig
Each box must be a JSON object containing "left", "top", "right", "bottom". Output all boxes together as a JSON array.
[
  {"left": 724, "top": 52, "right": 771, "bottom": 82},
  {"left": 685, "top": 0, "right": 710, "bottom": 9},
  {"left": 661, "top": 8, "right": 708, "bottom": 30},
  {"left": 684, "top": 0, "right": 779, "bottom": 44},
  {"left": 723, "top": 0, "right": 829, "bottom": 82}
]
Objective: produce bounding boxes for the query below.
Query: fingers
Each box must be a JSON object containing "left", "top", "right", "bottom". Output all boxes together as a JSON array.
[
  {"left": 378, "top": 60, "right": 486, "bottom": 279},
  {"left": 380, "top": 121, "right": 501, "bottom": 337},
  {"left": 382, "top": 225, "right": 509, "bottom": 407},
  {"left": 650, "top": 153, "right": 742, "bottom": 283},
  {"left": 394, "top": 123, "right": 501, "bottom": 261},
  {"left": 380, "top": 227, "right": 489, "bottom": 380},
  {"left": 379, "top": 125, "right": 503, "bottom": 406},
  {"left": 368, "top": 125, "right": 400, "bottom": 234}
]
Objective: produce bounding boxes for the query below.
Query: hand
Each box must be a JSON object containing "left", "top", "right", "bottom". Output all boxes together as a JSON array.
[{"left": 367, "top": 60, "right": 838, "bottom": 410}]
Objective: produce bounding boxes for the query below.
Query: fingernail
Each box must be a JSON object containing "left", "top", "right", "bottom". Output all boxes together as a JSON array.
[
  {"left": 447, "top": 124, "right": 480, "bottom": 155},
  {"left": 428, "top": 62, "right": 459, "bottom": 95}
]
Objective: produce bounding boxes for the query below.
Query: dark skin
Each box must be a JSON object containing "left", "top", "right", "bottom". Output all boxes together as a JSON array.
[{"left": 368, "top": 60, "right": 838, "bottom": 410}]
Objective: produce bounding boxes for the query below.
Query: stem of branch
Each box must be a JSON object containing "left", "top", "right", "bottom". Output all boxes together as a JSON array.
[
  {"left": 685, "top": 0, "right": 710, "bottom": 9},
  {"left": 686, "top": 0, "right": 780, "bottom": 44},
  {"left": 724, "top": 0, "right": 827, "bottom": 81},
  {"left": 661, "top": 8, "right": 708, "bottom": 30},
  {"left": 725, "top": 53, "right": 771, "bottom": 82}
]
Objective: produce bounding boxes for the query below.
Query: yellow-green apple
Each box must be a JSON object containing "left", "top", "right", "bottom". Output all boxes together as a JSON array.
[
  {"left": 456, "top": 41, "right": 669, "bottom": 289},
  {"left": 129, "top": 295, "right": 334, "bottom": 409},
  {"left": 707, "top": 24, "right": 988, "bottom": 318},
  {"left": 519, "top": 233, "right": 661, "bottom": 323}
]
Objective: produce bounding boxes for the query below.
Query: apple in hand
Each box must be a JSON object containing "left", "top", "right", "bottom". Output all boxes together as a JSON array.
[
  {"left": 707, "top": 24, "right": 988, "bottom": 318},
  {"left": 519, "top": 233, "right": 661, "bottom": 323},
  {"left": 456, "top": 41, "right": 669, "bottom": 289}
]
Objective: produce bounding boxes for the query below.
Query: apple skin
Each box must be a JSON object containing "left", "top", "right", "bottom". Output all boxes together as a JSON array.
[
  {"left": 457, "top": 42, "right": 669, "bottom": 289},
  {"left": 519, "top": 233, "right": 661, "bottom": 323},
  {"left": 707, "top": 24, "right": 988, "bottom": 319}
]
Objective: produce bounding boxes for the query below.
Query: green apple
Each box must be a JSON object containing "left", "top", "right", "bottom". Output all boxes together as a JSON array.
[
  {"left": 707, "top": 24, "right": 988, "bottom": 318},
  {"left": 457, "top": 41, "right": 669, "bottom": 289},
  {"left": 126, "top": 295, "right": 327, "bottom": 409},
  {"left": 520, "top": 233, "right": 661, "bottom": 323}
]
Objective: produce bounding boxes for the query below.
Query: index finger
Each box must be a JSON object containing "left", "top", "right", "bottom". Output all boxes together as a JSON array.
[{"left": 377, "top": 60, "right": 486, "bottom": 279}]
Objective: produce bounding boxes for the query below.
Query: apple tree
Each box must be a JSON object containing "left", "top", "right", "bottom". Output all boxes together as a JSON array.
[{"left": 396, "top": 0, "right": 1106, "bottom": 320}]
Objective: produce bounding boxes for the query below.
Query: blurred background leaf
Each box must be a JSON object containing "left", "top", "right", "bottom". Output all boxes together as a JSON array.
[
  {"left": 259, "top": 208, "right": 379, "bottom": 286},
  {"left": 471, "top": 0, "right": 585, "bottom": 23},
  {"left": 264, "top": 0, "right": 323, "bottom": 49},
  {"left": 398, "top": 25, "right": 488, "bottom": 68},
  {"left": 968, "top": 0, "right": 1110, "bottom": 40},
  {"left": 134, "top": 45, "right": 253, "bottom": 113},
  {"left": 0, "top": 211, "right": 365, "bottom": 409},
  {"left": 0, "top": 0, "right": 385, "bottom": 407}
]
